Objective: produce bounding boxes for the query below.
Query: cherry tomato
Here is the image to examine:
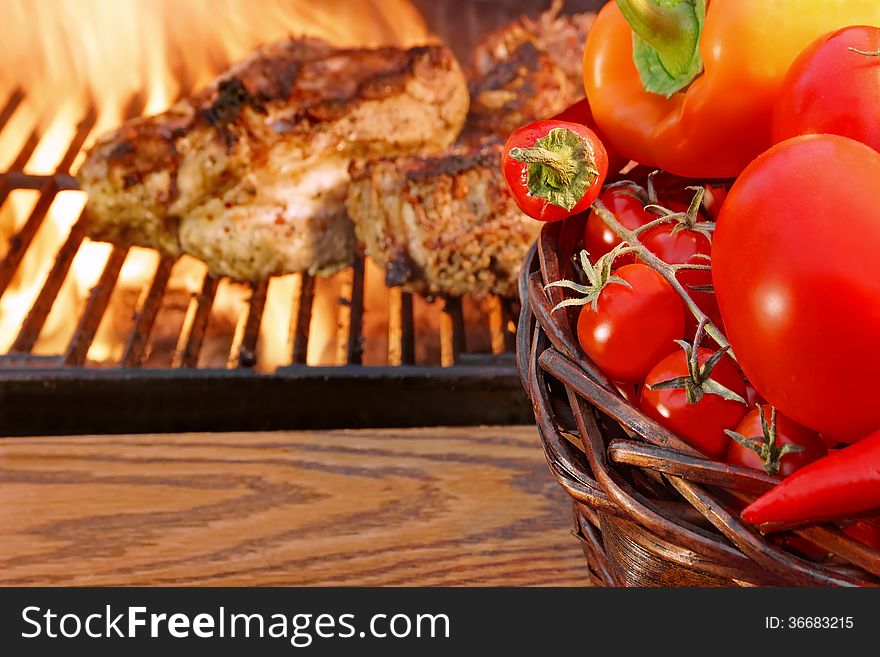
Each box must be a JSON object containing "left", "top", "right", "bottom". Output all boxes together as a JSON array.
[
  {"left": 641, "top": 220, "right": 722, "bottom": 333},
  {"left": 712, "top": 135, "right": 880, "bottom": 440},
  {"left": 640, "top": 347, "right": 748, "bottom": 459},
  {"left": 702, "top": 184, "right": 728, "bottom": 222},
  {"left": 726, "top": 406, "right": 827, "bottom": 477},
  {"left": 773, "top": 26, "right": 880, "bottom": 153},
  {"left": 744, "top": 383, "right": 766, "bottom": 409},
  {"left": 583, "top": 187, "right": 653, "bottom": 262},
  {"left": 576, "top": 263, "right": 684, "bottom": 384},
  {"left": 502, "top": 120, "right": 608, "bottom": 222}
]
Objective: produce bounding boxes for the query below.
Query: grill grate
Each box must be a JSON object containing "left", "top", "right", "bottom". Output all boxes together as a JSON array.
[
  {"left": 0, "top": 89, "right": 521, "bottom": 372},
  {"left": 0, "top": 0, "right": 610, "bottom": 434},
  {"left": 0, "top": 87, "right": 528, "bottom": 434}
]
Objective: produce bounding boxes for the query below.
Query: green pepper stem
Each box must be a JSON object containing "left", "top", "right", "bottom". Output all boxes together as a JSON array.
[
  {"left": 508, "top": 127, "right": 599, "bottom": 212},
  {"left": 615, "top": 0, "right": 704, "bottom": 94},
  {"left": 508, "top": 146, "right": 578, "bottom": 183}
]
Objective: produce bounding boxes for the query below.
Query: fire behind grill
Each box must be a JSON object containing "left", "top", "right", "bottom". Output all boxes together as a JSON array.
[
  {"left": 0, "top": 0, "right": 608, "bottom": 436},
  {"left": 0, "top": 86, "right": 535, "bottom": 436}
]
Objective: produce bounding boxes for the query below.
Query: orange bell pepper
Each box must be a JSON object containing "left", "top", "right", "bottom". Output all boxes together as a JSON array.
[{"left": 583, "top": 0, "right": 880, "bottom": 178}]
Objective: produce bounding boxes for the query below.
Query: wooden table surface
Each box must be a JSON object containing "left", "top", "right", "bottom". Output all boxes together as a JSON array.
[{"left": 0, "top": 426, "right": 587, "bottom": 586}]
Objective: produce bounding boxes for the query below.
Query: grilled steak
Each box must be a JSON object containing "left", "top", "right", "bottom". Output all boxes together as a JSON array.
[
  {"left": 78, "top": 38, "right": 468, "bottom": 280},
  {"left": 347, "top": 6, "right": 593, "bottom": 298}
]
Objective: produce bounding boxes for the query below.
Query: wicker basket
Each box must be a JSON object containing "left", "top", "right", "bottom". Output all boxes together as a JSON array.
[{"left": 516, "top": 212, "right": 880, "bottom": 587}]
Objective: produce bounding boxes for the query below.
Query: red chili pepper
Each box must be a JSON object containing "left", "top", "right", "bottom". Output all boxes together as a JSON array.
[
  {"left": 502, "top": 120, "right": 608, "bottom": 222},
  {"left": 742, "top": 429, "right": 880, "bottom": 529},
  {"left": 552, "top": 99, "right": 628, "bottom": 174}
]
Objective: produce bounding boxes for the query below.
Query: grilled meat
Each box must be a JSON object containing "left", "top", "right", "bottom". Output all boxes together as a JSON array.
[
  {"left": 466, "top": 3, "right": 593, "bottom": 140},
  {"left": 348, "top": 143, "right": 532, "bottom": 298},
  {"left": 79, "top": 38, "right": 468, "bottom": 280},
  {"left": 347, "top": 6, "right": 592, "bottom": 298}
]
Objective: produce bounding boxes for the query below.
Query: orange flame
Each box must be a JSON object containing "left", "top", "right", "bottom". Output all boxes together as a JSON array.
[{"left": 0, "top": 0, "right": 431, "bottom": 369}]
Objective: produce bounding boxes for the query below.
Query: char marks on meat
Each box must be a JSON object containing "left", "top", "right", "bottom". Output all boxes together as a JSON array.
[
  {"left": 347, "top": 6, "right": 594, "bottom": 298},
  {"left": 79, "top": 38, "right": 469, "bottom": 280}
]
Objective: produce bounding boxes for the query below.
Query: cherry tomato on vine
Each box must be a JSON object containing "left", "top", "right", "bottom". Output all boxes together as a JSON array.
[
  {"left": 640, "top": 344, "right": 748, "bottom": 459},
  {"left": 773, "top": 26, "right": 880, "bottom": 153},
  {"left": 574, "top": 263, "right": 684, "bottom": 384},
  {"left": 712, "top": 134, "right": 880, "bottom": 440},
  {"left": 725, "top": 405, "right": 827, "bottom": 477},
  {"left": 502, "top": 120, "right": 608, "bottom": 222},
  {"left": 641, "top": 220, "right": 721, "bottom": 332},
  {"left": 583, "top": 187, "right": 653, "bottom": 262}
]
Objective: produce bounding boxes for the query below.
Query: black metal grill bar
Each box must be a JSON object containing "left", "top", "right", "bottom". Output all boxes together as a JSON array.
[
  {"left": 0, "top": 89, "right": 24, "bottom": 132},
  {"left": 345, "top": 253, "right": 366, "bottom": 366},
  {"left": 120, "top": 255, "right": 174, "bottom": 367},
  {"left": 63, "top": 245, "right": 128, "bottom": 366},
  {"left": 230, "top": 278, "right": 268, "bottom": 369},
  {"left": 56, "top": 108, "right": 97, "bottom": 173},
  {"left": 0, "top": 179, "right": 57, "bottom": 297},
  {"left": 440, "top": 297, "right": 466, "bottom": 366},
  {"left": 0, "top": 130, "right": 42, "bottom": 209},
  {"left": 387, "top": 287, "right": 415, "bottom": 366},
  {"left": 10, "top": 214, "right": 86, "bottom": 353},
  {"left": 8, "top": 130, "right": 41, "bottom": 172},
  {"left": 0, "top": 171, "right": 78, "bottom": 191},
  {"left": 0, "top": 107, "right": 96, "bottom": 299},
  {"left": 290, "top": 273, "right": 314, "bottom": 365},
  {"left": 399, "top": 291, "right": 415, "bottom": 365},
  {"left": 173, "top": 274, "right": 219, "bottom": 368}
]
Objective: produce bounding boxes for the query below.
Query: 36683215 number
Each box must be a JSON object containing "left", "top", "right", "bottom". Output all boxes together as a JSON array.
[{"left": 787, "top": 617, "right": 853, "bottom": 629}]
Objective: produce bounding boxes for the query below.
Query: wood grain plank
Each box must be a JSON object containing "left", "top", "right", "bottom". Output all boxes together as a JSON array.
[{"left": 0, "top": 426, "right": 586, "bottom": 586}]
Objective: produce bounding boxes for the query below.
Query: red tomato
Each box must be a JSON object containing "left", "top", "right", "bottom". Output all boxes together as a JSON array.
[
  {"left": 641, "top": 221, "right": 721, "bottom": 333},
  {"left": 702, "top": 184, "right": 728, "bottom": 222},
  {"left": 773, "top": 26, "right": 880, "bottom": 153},
  {"left": 502, "top": 120, "right": 608, "bottom": 222},
  {"left": 576, "top": 264, "right": 684, "bottom": 383},
  {"left": 726, "top": 406, "right": 827, "bottom": 477},
  {"left": 712, "top": 135, "right": 880, "bottom": 440},
  {"left": 583, "top": 187, "right": 653, "bottom": 262},
  {"left": 744, "top": 383, "right": 766, "bottom": 409},
  {"left": 640, "top": 347, "right": 748, "bottom": 459},
  {"left": 552, "top": 98, "right": 628, "bottom": 174}
]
